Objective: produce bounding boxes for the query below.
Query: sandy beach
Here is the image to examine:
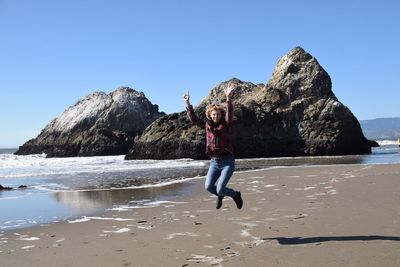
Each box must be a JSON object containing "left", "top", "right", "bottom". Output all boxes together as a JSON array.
[{"left": 1, "top": 163, "right": 400, "bottom": 267}]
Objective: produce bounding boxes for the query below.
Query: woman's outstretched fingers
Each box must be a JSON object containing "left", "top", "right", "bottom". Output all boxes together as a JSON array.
[
  {"left": 225, "top": 82, "right": 235, "bottom": 98},
  {"left": 183, "top": 91, "right": 190, "bottom": 102}
]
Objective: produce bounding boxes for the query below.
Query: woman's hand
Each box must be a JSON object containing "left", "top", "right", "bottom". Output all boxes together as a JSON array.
[
  {"left": 224, "top": 82, "right": 235, "bottom": 100},
  {"left": 183, "top": 91, "right": 190, "bottom": 105}
]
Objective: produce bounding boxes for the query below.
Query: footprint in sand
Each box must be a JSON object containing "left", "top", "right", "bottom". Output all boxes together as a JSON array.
[
  {"left": 234, "top": 239, "right": 266, "bottom": 248},
  {"left": 21, "top": 245, "right": 35, "bottom": 250},
  {"left": 307, "top": 192, "right": 327, "bottom": 198},
  {"left": 103, "top": 228, "right": 131, "bottom": 234},
  {"left": 228, "top": 217, "right": 255, "bottom": 221},
  {"left": 52, "top": 237, "right": 66, "bottom": 247},
  {"left": 183, "top": 214, "right": 197, "bottom": 218},
  {"left": 196, "top": 210, "right": 213, "bottom": 213},
  {"left": 240, "top": 229, "right": 253, "bottom": 237},
  {"left": 16, "top": 236, "right": 40, "bottom": 241},
  {"left": 248, "top": 188, "right": 264, "bottom": 194},
  {"left": 250, "top": 207, "right": 261, "bottom": 212},
  {"left": 295, "top": 186, "right": 316, "bottom": 191},
  {"left": 236, "top": 222, "right": 258, "bottom": 227},
  {"left": 247, "top": 176, "right": 265, "bottom": 180},
  {"left": 134, "top": 221, "right": 154, "bottom": 230},
  {"left": 219, "top": 246, "right": 240, "bottom": 257},
  {"left": 185, "top": 255, "right": 223, "bottom": 266},
  {"left": 164, "top": 232, "right": 199, "bottom": 240},
  {"left": 327, "top": 189, "right": 338, "bottom": 195},
  {"left": 284, "top": 214, "right": 308, "bottom": 220},
  {"left": 224, "top": 251, "right": 240, "bottom": 257}
]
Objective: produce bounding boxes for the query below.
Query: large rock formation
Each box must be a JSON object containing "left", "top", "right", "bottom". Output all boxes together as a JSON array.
[
  {"left": 126, "top": 47, "right": 372, "bottom": 160},
  {"left": 16, "top": 87, "right": 164, "bottom": 157}
]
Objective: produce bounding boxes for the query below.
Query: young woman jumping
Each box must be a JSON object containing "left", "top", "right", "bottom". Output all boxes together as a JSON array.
[{"left": 184, "top": 82, "right": 243, "bottom": 210}]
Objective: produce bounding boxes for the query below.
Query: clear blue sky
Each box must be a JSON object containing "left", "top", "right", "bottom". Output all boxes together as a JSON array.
[{"left": 1, "top": 0, "right": 399, "bottom": 148}]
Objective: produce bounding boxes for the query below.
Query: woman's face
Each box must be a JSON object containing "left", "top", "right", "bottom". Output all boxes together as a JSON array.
[{"left": 210, "top": 109, "right": 222, "bottom": 123}]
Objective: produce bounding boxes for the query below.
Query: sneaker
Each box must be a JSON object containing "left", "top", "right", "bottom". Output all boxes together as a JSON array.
[
  {"left": 216, "top": 195, "right": 224, "bottom": 209},
  {"left": 233, "top": 191, "right": 243, "bottom": 209}
]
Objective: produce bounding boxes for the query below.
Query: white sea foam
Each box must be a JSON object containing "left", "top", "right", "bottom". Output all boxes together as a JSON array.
[
  {"left": 0, "top": 196, "right": 19, "bottom": 201},
  {"left": 0, "top": 219, "right": 36, "bottom": 230},
  {"left": 376, "top": 140, "right": 398, "bottom": 146},
  {"left": 0, "top": 154, "right": 205, "bottom": 179},
  {"left": 67, "top": 216, "right": 134, "bottom": 224},
  {"left": 67, "top": 217, "right": 91, "bottom": 223},
  {"left": 108, "top": 200, "right": 186, "bottom": 211}
]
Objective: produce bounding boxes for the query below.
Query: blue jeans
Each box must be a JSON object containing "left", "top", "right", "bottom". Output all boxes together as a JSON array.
[{"left": 205, "top": 156, "right": 236, "bottom": 198}]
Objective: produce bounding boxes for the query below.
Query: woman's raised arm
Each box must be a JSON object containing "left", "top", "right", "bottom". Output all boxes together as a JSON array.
[
  {"left": 184, "top": 90, "right": 204, "bottom": 127},
  {"left": 224, "top": 82, "right": 235, "bottom": 124}
]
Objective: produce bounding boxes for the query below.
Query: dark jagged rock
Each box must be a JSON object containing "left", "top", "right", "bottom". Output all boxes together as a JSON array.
[
  {"left": 368, "top": 140, "right": 380, "bottom": 147},
  {"left": 16, "top": 87, "right": 165, "bottom": 157},
  {"left": 0, "top": 184, "right": 27, "bottom": 190},
  {"left": 126, "top": 47, "right": 371, "bottom": 160},
  {"left": 0, "top": 185, "right": 13, "bottom": 190}
]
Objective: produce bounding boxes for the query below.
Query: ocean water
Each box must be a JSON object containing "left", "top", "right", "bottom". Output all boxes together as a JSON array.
[{"left": 1, "top": 141, "right": 399, "bottom": 231}]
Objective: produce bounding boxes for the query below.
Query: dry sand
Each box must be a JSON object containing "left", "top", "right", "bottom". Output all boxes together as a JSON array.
[{"left": 1, "top": 163, "right": 400, "bottom": 267}]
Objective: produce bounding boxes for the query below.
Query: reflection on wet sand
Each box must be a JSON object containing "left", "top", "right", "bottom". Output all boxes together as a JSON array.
[{"left": 53, "top": 181, "right": 195, "bottom": 211}]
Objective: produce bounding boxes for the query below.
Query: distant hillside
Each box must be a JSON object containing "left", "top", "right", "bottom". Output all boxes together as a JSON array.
[{"left": 360, "top": 117, "right": 400, "bottom": 140}]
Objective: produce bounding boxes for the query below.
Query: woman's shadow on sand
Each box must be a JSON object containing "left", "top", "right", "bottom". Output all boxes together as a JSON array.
[{"left": 262, "top": 236, "right": 400, "bottom": 245}]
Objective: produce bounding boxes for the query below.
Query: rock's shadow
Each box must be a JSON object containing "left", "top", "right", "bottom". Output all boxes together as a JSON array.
[{"left": 262, "top": 236, "right": 400, "bottom": 245}]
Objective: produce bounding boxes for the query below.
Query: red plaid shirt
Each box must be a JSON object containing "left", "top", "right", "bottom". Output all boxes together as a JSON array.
[{"left": 186, "top": 100, "right": 234, "bottom": 157}]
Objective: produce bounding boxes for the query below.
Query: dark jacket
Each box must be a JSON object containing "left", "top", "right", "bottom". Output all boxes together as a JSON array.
[{"left": 186, "top": 100, "right": 234, "bottom": 157}]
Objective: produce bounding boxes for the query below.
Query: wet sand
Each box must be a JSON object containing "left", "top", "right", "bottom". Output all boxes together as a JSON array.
[{"left": 1, "top": 163, "right": 400, "bottom": 266}]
